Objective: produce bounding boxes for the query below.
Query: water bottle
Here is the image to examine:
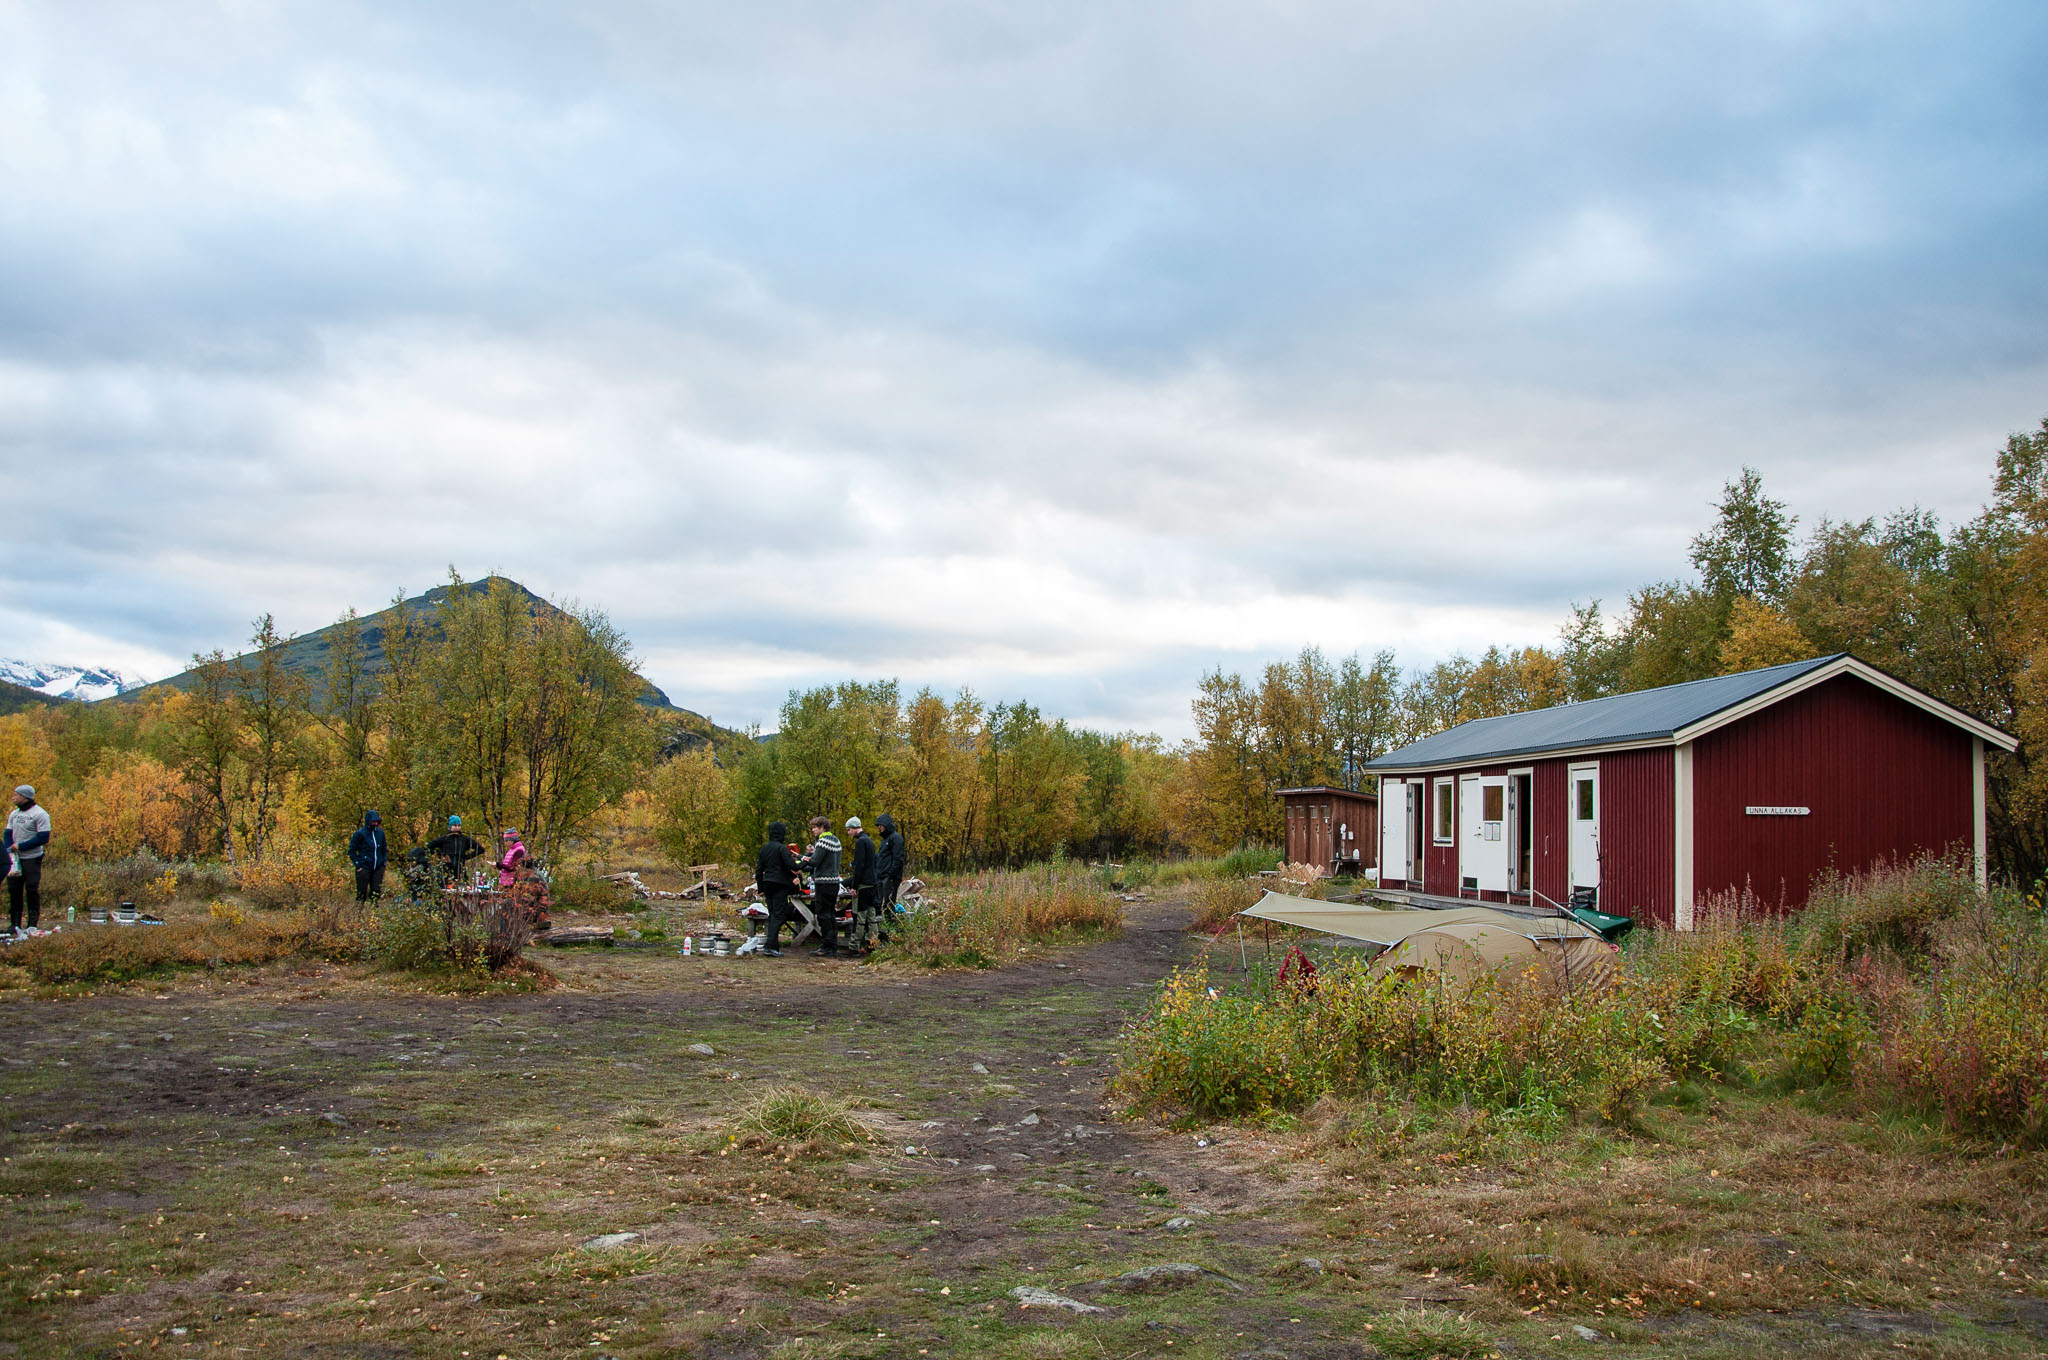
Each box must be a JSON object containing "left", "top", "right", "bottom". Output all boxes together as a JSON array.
[{"left": 67, "top": 905, "right": 75, "bottom": 923}]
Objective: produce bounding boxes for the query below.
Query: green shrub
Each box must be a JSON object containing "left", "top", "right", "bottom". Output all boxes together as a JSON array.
[
  {"left": 1217, "top": 845, "right": 1283, "bottom": 878},
  {"left": 1365, "top": 1306, "right": 1493, "bottom": 1360},
  {"left": 1799, "top": 854, "right": 1981, "bottom": 963},
  {"left": 364, "top": 899, "right": 532, "bottom": 975},
  {"left": 1861, "top": 892, "right": 2048, "bottom": 1141},
  {"left": 548, "top": 872, "right": 636, "bottom": 915},
  {"left": 1116, "top": 960, "right": 1688, "bottom": 1125},
  {"left": 1117, "top": 853, "right": 2048, "bottom": 1144},
  {"left": 728, "top": 1086, "right": 872, "bottom": 1149}
]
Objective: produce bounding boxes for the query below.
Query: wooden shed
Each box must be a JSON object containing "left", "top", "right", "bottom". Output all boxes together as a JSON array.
[
  {"left": 1278, "top": 786, "right": 1378, "bottom": 876},
  {"left": 1364, "top": 654, "right": 2014, "bottom": 928}
]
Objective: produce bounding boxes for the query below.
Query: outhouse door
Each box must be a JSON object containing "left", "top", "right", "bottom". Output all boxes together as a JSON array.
[
  {"left": 1459, "top": 774, "right": 1510, "bottom": 893},
  {"left": 1568, "top": 762, "right": 1601, "bottom": 900},
  {"left": 1380, "top": 782, "right": 1410, "bottom": 882}
]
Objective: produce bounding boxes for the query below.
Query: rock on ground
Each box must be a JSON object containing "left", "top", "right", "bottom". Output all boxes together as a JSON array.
[
  {"left": 1009, "top": 1286, "right": 1104, "bottom": 1313},
  {"left": 1090, "top": 1263, "right": 1244, "bottom": 1294},
  {"left": 580, "top": 1233, "right": 642, "bottom": 1251}
]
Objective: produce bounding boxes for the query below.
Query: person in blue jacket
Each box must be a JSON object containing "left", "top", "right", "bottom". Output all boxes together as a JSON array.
[{"left": 348, "top": 810, "right": 389, "bottom": 902}]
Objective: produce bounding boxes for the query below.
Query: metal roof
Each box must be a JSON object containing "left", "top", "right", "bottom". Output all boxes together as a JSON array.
[{"left": 1365, "top": 654, "right": 1844, "bottom": 771}]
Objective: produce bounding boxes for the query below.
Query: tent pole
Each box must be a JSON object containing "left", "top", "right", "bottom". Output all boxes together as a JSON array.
[{"left": 1237, "top": 919, "right": 1248, "bottom": 972}]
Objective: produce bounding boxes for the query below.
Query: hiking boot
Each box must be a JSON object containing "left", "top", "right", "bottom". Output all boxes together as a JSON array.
[{"left": 761, "top": 948, "right": 783, "bottom": 958}]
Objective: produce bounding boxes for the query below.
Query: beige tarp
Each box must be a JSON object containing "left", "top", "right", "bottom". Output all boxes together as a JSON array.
[{"left": 1241, "top": 890, "right": 1620, "bottom": 994}]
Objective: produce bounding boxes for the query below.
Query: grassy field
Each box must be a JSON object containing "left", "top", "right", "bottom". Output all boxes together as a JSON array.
[{"left": 2, "top": 885, "right": 2046, "bottom": 1359}]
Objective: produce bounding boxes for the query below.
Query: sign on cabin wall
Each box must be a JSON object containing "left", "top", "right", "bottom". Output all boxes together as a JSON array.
[{"left": 1744, "top": 806, "right": 1811, "bottom": 816}]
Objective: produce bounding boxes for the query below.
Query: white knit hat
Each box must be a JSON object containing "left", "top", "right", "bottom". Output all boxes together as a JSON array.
[{"left": 844, "top": 817, "right": 862, "bottom": 830}]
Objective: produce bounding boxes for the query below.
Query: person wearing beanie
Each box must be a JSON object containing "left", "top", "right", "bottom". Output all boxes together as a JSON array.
[
  {"left": 6, "top": 785, "right": 52, "bottom": 936},
  {"left": 845, "top": 816, "right": 880, "bottom": 953},
  {"left": 800, "top": 816, "right": 845, "bottom": 957},
  {"left": 427, "top": 815, "right": 484, "bottom": 885},
  {"left": 347, "top": 809, "right": 388, "bottom": 902},
  {"left": 496, "top": 828, "right": 528, "bottom": 890},
  {"left": 747, "top": 820, "right": 802, "bottom": 957}
]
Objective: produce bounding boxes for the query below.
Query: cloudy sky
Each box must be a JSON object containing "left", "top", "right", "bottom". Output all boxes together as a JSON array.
[{"left": 3, "top": 1, "right": 2044, "bottom": 736}]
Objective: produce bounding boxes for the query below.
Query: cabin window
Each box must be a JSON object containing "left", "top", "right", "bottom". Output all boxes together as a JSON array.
[
  {"left": 1433, "top": 779, "right": 1454, "bottom": 843},
  {"left": 1482, "top": 785, "right": 1504, "bottom": 821},
  {"left": 1576, "top": 777, "right": 1595, "bottom": 821}
]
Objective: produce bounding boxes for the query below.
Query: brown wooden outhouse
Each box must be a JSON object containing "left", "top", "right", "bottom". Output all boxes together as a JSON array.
[{"left": 1278, "top": 786, "right": 1378, "bottom": 876}]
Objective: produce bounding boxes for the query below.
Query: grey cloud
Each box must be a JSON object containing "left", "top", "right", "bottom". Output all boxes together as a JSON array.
[{"left": 4, "top": 1, "right": 2044, "bottom": 735}]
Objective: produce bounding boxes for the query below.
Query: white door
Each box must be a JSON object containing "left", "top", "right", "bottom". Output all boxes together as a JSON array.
[
  {"left": 1380, "top": 781, "right": 1409, "bottom": 882},
  {"left": 1569, "top": 763, "right": 1601, "bottom": 897},
  {"left": 1460, "top": 774, "right": 1509, "bottom": 893}
]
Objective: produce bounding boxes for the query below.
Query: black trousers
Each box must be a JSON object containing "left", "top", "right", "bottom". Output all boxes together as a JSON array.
[
  {"left": 354, "top": 864, "right": 386, "bottom": 902},
  {"left": 811, "top": 882, "right": 840, "bottom": 950},
  {"left": 763, "top": 887, "right": 796, "bottom": 947},
  {"left": 7, "top": 856, "right": 41, "bottom": 929}
]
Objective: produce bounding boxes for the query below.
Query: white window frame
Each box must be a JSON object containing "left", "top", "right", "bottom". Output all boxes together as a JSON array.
[{"left": 1432, "top": 777, "right": 1455, "bottom": 845}]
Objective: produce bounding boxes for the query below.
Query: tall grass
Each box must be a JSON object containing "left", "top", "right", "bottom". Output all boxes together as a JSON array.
[
  {"left": 883, "top": 862, "right": 1123, "bottom": 968},
  {"left": 1098, "top": 846, "right": 1281, "bottom": 892},
  {"left": 0, "top": 905, "right": 363, "bottom": 986},
  {"left": 1186, "top": 876, "right": 1267, "bottom": 932},
  {"left": 1116, "top": 853, "right": 2048, "bottom": 1142},
  {"left": 1116, "top": 956, "right": 1685, "bottom": 1127}
]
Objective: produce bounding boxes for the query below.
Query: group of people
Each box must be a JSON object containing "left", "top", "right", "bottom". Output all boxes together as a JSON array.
[
  {"left": 746, "top": 812, "right": 906, "bottom": 958},
  {"left": 347, "top": 811, "right": 539, "bottom": 907}
]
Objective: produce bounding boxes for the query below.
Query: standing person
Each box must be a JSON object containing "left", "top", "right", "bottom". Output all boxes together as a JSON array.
[
  {"left": 496, "top": 829, "right": 527, "bottom": 890},
  {"left": 844, "top": 816, "right": 879, "bottom": 953},
  {"left": 875, "top": 813, "right": 907, "bottom": 941},
  {"left": 750, "top": 821, "right": 801, "bottom": 958},
  {"left": 801, "top": 816, "right": 845, "bottom": 958},
  {"left": 6, "top": 785, "right": 52, "bottom": 937},
  {"left": 348, "top": 810, "right": 388, "bottom": 903},
  {"left": 429, "top": 816, "right": 484, "bottom": 885}
]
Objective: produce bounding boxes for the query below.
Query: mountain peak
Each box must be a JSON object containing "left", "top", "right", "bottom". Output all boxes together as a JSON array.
[{"left": 0, "top": 658, "right": 140, "bottom": 703}]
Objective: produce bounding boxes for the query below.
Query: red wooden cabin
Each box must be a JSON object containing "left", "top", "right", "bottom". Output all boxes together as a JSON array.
[
  {"left": 1364, "top": 654, "right": 2013, "bottom": 927},
  {"left": 1278, "top": 786, "right": 1378, "bottom": 877}
]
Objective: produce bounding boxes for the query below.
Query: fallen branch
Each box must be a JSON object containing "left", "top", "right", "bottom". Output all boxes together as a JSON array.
[{"left": 539, "top": 926, "right": 615, "bottom": 946}]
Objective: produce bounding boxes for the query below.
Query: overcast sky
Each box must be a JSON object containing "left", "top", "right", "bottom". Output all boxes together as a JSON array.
[{"left": 4, "top": 1, "right": 2044, "bottom": 737}]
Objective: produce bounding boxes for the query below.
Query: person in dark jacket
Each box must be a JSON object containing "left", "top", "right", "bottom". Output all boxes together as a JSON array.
[
  {"left": 845, "top": 816, "right": 879, "bottom": 952},
  {"left": 801, "top": 816, "right": 845, "bottom": 957},
  {"left": 875, "top": 813, "right": 906, "bottom": 939},
  {"left": 751, "top": 821, "right": 801, "bottom": 957},
  {"left": 348, "top": 810, "right": 389, "bottom": 902},
  {"left": 427, "top": 815, "right": 484, "bottom": 886}
]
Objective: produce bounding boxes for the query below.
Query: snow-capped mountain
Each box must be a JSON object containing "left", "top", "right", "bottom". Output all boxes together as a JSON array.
[{"left": 0, "top": 659, "right": 140, "bottom": 702}]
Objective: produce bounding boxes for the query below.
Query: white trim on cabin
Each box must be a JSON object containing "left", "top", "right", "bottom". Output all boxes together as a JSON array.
[
  {"left": 1674, "top": 741, "right": 1694, "bottom": 931},
  {"left": 1372, "top": 734, "right": 1675, "bottom": 777},
  {"left": 1432, "top": 777, "right": 1455, "bottom": 844},
  {"left": 1973, "top": 736, "right": 1988, "bottom": 890}
]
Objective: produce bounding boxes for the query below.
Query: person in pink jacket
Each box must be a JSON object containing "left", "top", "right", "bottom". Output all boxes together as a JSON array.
[{"left": 497, "top": 829, "right": 527, "bottom": 889}]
